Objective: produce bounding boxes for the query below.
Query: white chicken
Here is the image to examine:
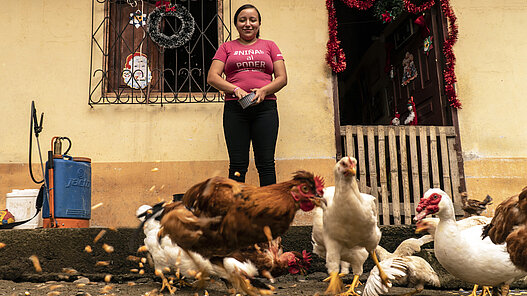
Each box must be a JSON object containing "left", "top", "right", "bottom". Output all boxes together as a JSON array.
[
  {"left": 362, "top": 236, "right": 438, "bottom": 296},
  {"left": 312, "top": 156, "right": 389, "bottom": 295},
  {"left": 414, "top": 189, "right": 527, "bottom": 296},
  {"left": 137, "top": 204, "right": 259, "bottom": 294},
  {"left": 312, "top": 186, "right": 369, "bottom": 280}
]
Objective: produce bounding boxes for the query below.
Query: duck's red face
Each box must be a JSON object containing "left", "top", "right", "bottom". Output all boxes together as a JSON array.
[{"left": 414, "top": 193, "right": 442, "bottom": 221}]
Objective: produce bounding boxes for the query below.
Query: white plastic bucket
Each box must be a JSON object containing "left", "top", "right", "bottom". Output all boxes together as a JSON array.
[{"left": 6, "top": 189, "right": 42, "bottom": 229}]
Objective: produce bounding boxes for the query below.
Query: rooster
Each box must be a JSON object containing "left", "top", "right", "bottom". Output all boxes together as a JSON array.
[
  {"left": 231, "top": 238, "right": 313, "bottom": 281},
  {"left": 312, "top": 156, "right": 390, "bottom": 295},
  {"left": 482, "top": 186, "right": 527, "bottom": 272},
  {"left": 157, "top": 171, "right": 325, "bottom": 295},
  {"left": 461, "top": 192, "right": 493, "bottom": 217}
]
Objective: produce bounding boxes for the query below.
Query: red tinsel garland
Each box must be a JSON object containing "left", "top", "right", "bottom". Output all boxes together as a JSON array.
[
  {"left": 326, "top": 0, "right": 461, "bottom": 108},
  {"left": 439, "top": 0, "right": 461, "bottom": 108},
  {"left": 340, "top": 0, "right": 375, "bottom": 10},
  {"left": 326, "top": 0, "right": 375, "bottom": 73},
  {"left": 403, "top": 0, "right": 435, "bottom": 13},
  {"left": 326, "top": 0, "right": 346, "bottom": 73}
]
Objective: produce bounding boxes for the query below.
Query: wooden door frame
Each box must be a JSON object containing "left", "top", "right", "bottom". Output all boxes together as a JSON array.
[{"left": 332, "top": 4, "right": 466, "bottom": 194}]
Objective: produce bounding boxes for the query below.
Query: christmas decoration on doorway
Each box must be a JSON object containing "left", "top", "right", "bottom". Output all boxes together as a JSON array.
[
  {"left": 374, "top": 0, "right": 404, "bottom": 23},
  {"left": 122, "top": 52, "right": 152, "bottom": 89},
  {"left": 404, "top": 96, "right": 418, "bottom": 125},
  {"left": 391, "top": 112, "right": 401, "bottom": 126},
  {"left": 129, "top": 10, "right": 146, "bottom": 28},
  {"left": 325, "top": 0, "right": 461, "bottom": 108},
  {"left": 325, "top": 0, "right": 375, "bottom": 73},
  {"left": 401, "top": 52, "right": 418, "bottom": 86},
  {"left": 147, "top": 3, "right": 195, "bottom": 49}
]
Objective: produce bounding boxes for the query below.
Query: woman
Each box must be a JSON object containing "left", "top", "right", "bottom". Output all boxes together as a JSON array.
[{"left": 207, "top": 4, "right": 287, "bottom": 186}]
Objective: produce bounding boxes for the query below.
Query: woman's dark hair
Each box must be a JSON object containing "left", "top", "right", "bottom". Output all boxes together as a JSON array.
[{"left": 234, "top": 4, "right": 261, "bottom": 38}]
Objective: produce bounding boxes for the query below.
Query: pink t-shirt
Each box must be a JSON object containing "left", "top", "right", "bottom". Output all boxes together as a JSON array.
[{"left": 212, "top": 39, "right": 284, "bottom": 101}]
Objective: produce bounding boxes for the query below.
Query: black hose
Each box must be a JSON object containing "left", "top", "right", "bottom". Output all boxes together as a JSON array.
[
  {"left": 61, "top": 137, "right": 72, "bottom": 155},
  {"left": 29, "top": 102, "right": 44, "bottom": 184}
]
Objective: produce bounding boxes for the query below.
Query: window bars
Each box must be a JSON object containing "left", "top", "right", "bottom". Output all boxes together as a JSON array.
[{"left": 89, "top": 0, "right": 232, "bottom": 106}]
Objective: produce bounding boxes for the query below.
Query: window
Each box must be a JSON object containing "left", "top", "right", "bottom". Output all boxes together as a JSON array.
[{"left": 89, "top": 0, "right": 232, "bottom": 105}]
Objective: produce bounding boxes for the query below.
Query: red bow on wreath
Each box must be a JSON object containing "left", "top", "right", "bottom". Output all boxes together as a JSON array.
[
  {"left": 382, "top": 11, "right": 393, "bottom": 23},
  {"left": 155, "top": 0, "right": 176, "bottom": 12}
]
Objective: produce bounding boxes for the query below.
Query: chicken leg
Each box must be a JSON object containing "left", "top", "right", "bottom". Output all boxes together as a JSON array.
[
  {"left": 323, "top": 271, "right": 345, "bottom": 294},
  {"left": 341, "top": 274, "right": 361, "bottom": 296},
  {"left": 155, "top": 269, "right": 177, "bottom": 295},
  {"left": 400, "top": 287, "right": 424, "bottom": 296},
  {"left": 370, "top": 250, "right": 390, "bottom": 287}
]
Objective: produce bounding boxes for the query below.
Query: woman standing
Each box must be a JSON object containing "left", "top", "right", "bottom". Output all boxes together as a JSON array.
[{"left": 207, "top": 4, "right": 287, "bottom": 186}]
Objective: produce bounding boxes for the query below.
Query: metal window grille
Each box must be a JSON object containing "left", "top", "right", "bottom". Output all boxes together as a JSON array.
[{"left": 89, "top": 0, "right": 232, "bottom": 106}]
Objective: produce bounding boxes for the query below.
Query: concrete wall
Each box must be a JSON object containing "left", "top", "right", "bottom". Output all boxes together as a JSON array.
[
  {"left": 452, "top": 0, "right": 527, "bottom": 210},
  {"left": 0, "top": 0, "right": 336, "bottom": 227},
  {"left": 2, "top": 0, "right": 526, "bottom": 226}
]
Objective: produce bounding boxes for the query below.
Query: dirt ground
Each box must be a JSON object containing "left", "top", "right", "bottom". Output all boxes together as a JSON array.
[{"left": 2, "top": 272, "right": 525, "bottom": 296}]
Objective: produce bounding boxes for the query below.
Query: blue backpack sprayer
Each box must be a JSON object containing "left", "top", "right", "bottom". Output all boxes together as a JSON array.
[{"left": 27, "top": 101, "right": 92, "bottom": 228}]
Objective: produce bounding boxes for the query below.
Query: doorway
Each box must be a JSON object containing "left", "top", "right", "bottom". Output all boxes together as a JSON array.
[{"left": 335, "top": 2, "right": 452, "bottom": 126}]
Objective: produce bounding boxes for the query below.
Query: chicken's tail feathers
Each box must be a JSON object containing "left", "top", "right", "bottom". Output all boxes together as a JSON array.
[
  {"left": 481, "top": 223, "right": 491, "bottom": 239},
  {"left": 223, "top": 257, "right": 258, "bottom": 278},
  {"left": 363, "top": 258, "right": 405, "bottom": 296}
]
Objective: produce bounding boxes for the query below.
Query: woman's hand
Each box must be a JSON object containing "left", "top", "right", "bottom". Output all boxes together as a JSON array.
[
  {"left": 250, "top": 88, "right": 268, "bottom": 104},
  {"left": 234, "top": 87, "right": 248, "bottom": 100}
]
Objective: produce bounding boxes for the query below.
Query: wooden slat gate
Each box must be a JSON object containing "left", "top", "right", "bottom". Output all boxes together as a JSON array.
[{"left": 340, "top": 125, "right": 464, "bottom": 225}]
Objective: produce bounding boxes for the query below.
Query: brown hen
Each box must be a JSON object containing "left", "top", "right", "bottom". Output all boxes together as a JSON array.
[
  {"left": 158, "top": 171, "right": 324, "bottom": 294},
  {"left": 482, "top": 187, "right": 527, "bottom": 272}
]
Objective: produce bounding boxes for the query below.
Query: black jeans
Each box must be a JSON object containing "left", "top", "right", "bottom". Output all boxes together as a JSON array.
[{"left": 223, "top": 100, "right": 279, "bottom": 186}]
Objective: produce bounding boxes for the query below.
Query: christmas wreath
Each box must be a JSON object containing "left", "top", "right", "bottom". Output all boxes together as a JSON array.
[
  {"left": 374, "top": 0, "right": 404, "bottom": 23},
  {"left": 147, "top": 4, "right": 195, "bottom": 49}
]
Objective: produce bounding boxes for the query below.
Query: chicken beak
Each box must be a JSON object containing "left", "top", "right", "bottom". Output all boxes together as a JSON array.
[
  {"left": 344, "top": 167, "right": 356, "bottom": 177},
  {"left": 310, "top": 196, "right": 327, "bottom": 208}
]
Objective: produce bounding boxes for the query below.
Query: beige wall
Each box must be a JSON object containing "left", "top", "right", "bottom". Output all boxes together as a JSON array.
[
  {"left": 452, "top": 0, "right": 527, "bottom": 209},
  {"left": 3, "top": 0, "right": 526, "bottom": 227},
  {"left": 0, "top": 0, "right": 336, "bottom": 227}
]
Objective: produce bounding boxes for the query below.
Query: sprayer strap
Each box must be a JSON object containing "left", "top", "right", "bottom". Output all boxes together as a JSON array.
[{"left": 0, "top": 184, "right": 44, "bottom": 229}]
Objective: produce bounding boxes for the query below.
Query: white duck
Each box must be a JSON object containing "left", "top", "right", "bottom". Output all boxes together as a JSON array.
[
  {"left": 312, "top": 156, "right": 389, "bottom": 295},
  {"left": 414, "top": 189, "right": 527, "bottom": 296}
]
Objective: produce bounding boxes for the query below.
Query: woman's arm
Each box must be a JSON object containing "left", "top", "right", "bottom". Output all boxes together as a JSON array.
[
  {"left": 251, "top": 59, "right": 287, "bottom": 104},
  {"left": 207, "top": 60, "right": 248, "bottom": 99}
]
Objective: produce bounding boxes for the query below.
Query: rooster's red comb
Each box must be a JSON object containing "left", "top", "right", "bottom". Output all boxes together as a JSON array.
[{"left": 314, "top": 175, "right": 325, "bottom": 195}]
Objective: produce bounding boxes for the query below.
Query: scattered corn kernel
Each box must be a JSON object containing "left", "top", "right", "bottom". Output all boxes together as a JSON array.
[
  {"left": 91, "top": 202, "right": 104, "bottom": 210},
  {"left": 84, "top": 245, "right": 93, "bottom": 253},
  {"left": 49, "top": 285, "right": 64, "bottom": 290},
  {"left": 29, "top": 255, "right": 42, "bottom": 272},
  {"left": 102, "top": 243, "right": 114, "bottom": 253},
  {"left": 104, "top": 275, "right": 112, "bottom": 283},
  {"left": 137, "top": 245, "right": 148, "bottom": 252},
  {"left": 127, "top": 255, "right": 140, "bottom": 262},
  {"left": 95, "top": 261, "right": 110, "bottom": 267},
  {"left": 93, "top": 230, "right": 107, "bottom": 243}
]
